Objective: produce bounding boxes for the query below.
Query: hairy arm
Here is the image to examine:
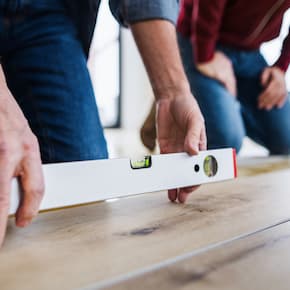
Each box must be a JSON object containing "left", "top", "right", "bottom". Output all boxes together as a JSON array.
[
  {"left": 110, "top": 0, "right": 207, "bottom": 203},
  {"left": 131, "top": 20, "right": 207, "bottom": 203}
]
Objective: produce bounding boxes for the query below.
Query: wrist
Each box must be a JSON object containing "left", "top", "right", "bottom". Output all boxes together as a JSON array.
[
  {"left": 271, "top": 66, "right": 286, "bottom": 75},
  {"left": 0, "top": 91, "right": 28, "bottom": 131},
  {"left": 153, "top": 79, "right": 191, "bottom": 100}
]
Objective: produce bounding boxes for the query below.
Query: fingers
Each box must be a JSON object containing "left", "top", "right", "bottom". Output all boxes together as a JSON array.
[
  {"left": 168, "top": 119, "right": 203, "bottom": 203},
  {"left": 177, "top": 106, "right": 206, "bottom": 203},
  {"left": 16, "top": 149, "right": 44, "bottom": 227},
  {"left": 259, "top": 95, "right": 284, "bottom": 110},
  {"left": 168, "top": 189, "right": 177, "bottom": 202},
  {"left": 184, "top": 113, "right": 207, "bottom": 154},
  {"left": 214, "top": 52, "right": 237, "bottom": 97},
  {"left": 277, "top": 97, "right": 287, "bottom": 109},
  {"left": 258, "top": 80, "right": 287, "bottom": 110},
  {"left": 181, "top": 120, "right": 205, "bottom": 202},
  {"left": 184, "top": 114, "right": 205, "bottom": 155},
  {"left": 197, "top": 52, "right": 237, "bottom": 97},
  {"left": 0, "top": 157, "right": 14, "bottom": 247},
  {"left": 261, "top": 67, "right": 272, "bottom": 87},
  {"left": 258, "top": 67, "right": 288, "bottom": 110},
  {"left": 221, "top": 69, "right": 237, "bottom": 97},
  {"left": 199, "top": 127, "right": 207, "bottom": 151},
  {"left": 168, "top": 186, "right": 199, "bottom": 203},
  {"left": 184, "top": 128, "right": 200, "bottom": 155},
  {"left": 178, "top": 191, "right": 188, "bottom": 203},
  {"left": 258, "top": 82, "right": 276, "bottom": 110},
  {"left": 178, "top": 186, "right": 199, "bottom": 203}
]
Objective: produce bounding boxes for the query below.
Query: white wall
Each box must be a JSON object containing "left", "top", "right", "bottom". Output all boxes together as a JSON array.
[
  {"left": 88, "top": 0, "right": 153, "bottom": 130},
  {"left": 120, "top": 29, "right": 154, "bottom": 130},
  {"left": 88, "top": 0, "right": 120, "bottom": 127},
  {"left": 261, "top": 9, "right": 290, "bottom": 89}
]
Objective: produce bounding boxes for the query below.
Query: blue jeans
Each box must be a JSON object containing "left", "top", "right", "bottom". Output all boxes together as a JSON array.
[
  {"left": 178, "top": 33, "right": 290, "bottom": 155},
  {"left": 0, "top": 0, "right": 108, "bottom": 163}
]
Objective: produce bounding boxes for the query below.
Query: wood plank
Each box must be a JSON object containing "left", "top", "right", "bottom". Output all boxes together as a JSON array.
[
  {"left": 237, "top": 156, "right": 290, "bottom": 177},
  {"left": 0, "top": 159, "right": 289, "bottom": 290},
  {"left": 103, "top": 221, "right": 290, "bottom": 290}
]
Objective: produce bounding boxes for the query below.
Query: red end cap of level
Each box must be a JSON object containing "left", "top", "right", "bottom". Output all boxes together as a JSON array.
[{"left": 232, "top": 148, "right": 238, "bottom": 178}]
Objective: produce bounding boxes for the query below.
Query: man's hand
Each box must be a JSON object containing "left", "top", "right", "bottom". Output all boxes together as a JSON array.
[
  {"left": 258, "top": 67, "right": 288, "bottom": 110},
  {"left": 196, "top": 51, "right": 237, "bottom": 96},
  {"left": 157, "top": 92, "right": 206, "bottom": 203},
  {"left": 0, "top": 69, "right": 44, "bottom": 247},
  {"left": 130, "top": 20, "right": 207, "bottom": 203}
]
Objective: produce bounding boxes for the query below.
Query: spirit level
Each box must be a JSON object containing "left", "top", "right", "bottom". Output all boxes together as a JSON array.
[{"left": 9, "top": 148, "right": 237, "bottom": 215}]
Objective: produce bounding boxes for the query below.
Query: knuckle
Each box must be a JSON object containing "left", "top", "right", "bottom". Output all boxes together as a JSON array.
[
  {"left": 20, "top": 211, "right": 37, "bottom": 222},
  {"left": 23, "top": 138, "right": 38, "bottom": 153},
  {"left": 25, "top": 182, "right": 45, "bottom": 200},
  {"left": 31, "top": 185, "right": 45, "bottom": 198},
  {"left": 199, "top": 140, "right": 207, "bottom": 146}
]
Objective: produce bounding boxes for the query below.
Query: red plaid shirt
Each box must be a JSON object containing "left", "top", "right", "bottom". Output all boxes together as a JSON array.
[{"left": 177, "top": 0, "right": 290, "bottom": 72}]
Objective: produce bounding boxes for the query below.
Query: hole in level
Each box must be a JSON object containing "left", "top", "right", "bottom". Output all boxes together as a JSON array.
[
  {"left": 194, "top": 164, "right": 200, "bottom": 172},
  {"left": 203, "top": 155, "right": 218, "bottom": 177}
]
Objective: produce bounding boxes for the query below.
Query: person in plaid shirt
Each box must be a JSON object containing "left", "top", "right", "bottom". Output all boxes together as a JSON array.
[{"left": 142, "top": 0, "right": 290, "bottom": 155}]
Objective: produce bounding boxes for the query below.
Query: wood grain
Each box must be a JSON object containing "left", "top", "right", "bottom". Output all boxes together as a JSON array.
[
  {"left": 237, "top": 156, "right": 290, "bottom": 177},
  {"left": 0, "top": 158, "right": 289, "bottom": 290},
  {"left": 103, "top": 222, "right": 290, "bottom": 290}
]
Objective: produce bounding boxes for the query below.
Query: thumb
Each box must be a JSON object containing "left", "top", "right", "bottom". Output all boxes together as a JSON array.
[
  {"left": 184, "top": 121, "right": 201, "bottom": 155},
  {"left": 261, "top": 68, "right": 272, "bottom": 87}
]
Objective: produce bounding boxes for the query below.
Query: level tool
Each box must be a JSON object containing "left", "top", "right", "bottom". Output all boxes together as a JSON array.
[{"left": 9, "top": 148, "right": 237, "bottom": 215}]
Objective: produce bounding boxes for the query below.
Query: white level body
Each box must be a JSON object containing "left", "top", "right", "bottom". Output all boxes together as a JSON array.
[{"left": 9, "top": 148, "right": 237, "bottom": 215}]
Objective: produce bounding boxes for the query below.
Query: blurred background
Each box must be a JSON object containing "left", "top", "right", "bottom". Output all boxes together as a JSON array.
[{"left": 88, "top": 1, "right": 290, "bottom": 159}]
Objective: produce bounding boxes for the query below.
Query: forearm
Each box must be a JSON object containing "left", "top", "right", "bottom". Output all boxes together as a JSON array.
[
  {"left": 0, "top": 65, "right": 7, "bottom": 90},
  {"left": 130, "top": 20, "right": 190, "bottom": 99}
]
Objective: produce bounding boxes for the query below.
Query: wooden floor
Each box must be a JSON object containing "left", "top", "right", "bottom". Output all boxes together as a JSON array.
[
  {"left": 0, "top": 156, "right": 289, "bottom": 290},
  {"left": 104, "top": 222, "right": 290, "bottom": 290}
]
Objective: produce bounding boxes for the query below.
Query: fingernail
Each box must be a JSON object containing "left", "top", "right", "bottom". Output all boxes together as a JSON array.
[
  {"left": 179, "top": 192, "right": 187, "bottom": 204},
  {"left": 180, "top": 197, "right": 187, "bottom": 204}
]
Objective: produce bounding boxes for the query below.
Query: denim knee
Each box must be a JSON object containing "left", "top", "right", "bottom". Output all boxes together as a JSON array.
[
  {"left": 207, "top": 126, "right": 244, "bottom": 153},
  {"left": 266, "top": 137, "right": 290, "bottom": 155}
]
